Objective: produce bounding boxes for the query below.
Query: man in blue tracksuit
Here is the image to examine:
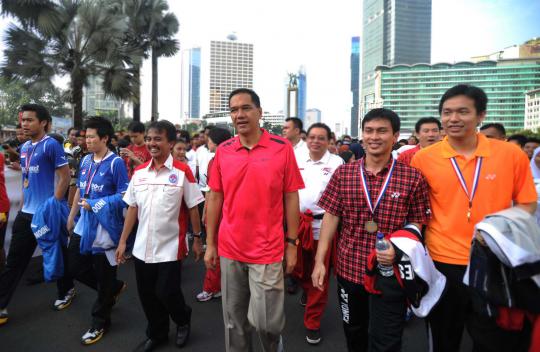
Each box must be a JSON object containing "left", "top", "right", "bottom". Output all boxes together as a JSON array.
[{"left": 0, "top": 104, "right": 70, "bottom": 326}]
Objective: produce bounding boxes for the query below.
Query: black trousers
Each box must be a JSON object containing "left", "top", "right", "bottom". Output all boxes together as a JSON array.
[
  {"left": 0, "top": 212, "right": 8, "bottom": 270},
  {"left": 58, "top": 235, "right": 122, "bottom": 329},
  {"left": 427, "top": 261, "right": 531, "bottom": 352},
  {"left": 134, "top": 258, "right": 191, "bottom": 340},
  {"left": 0, "top": 212, "right": 64, "bottom": 309},
  {"left": 337, "top": 275, "right": 406, "bottom": 352}
]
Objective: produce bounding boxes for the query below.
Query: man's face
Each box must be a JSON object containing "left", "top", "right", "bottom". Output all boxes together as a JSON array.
[
  {"left": 85, "top": 128, "right": 107, "bottom": 153},
  {"left": 21, "top": 111, "right": 47, "bottom": 138},
  {"left": 230, "top": 93, "right": 262, "bottom": 136},
  {"left": 441, "top": 95, "right": 485, "bottom": 140},
  {"left": 523, "top": 142, "right": 539, "bottom": 159},
  {"left": 173, "top": 142, "right": 187, "bottom": 161},
  {"left": 328, "top": 138, "right": 337, "bottom": 154},
  {"left": 417, "top": 122, "right": 441, "bottom": 148},
  {"left": 145, "top": 128, "right": 172, "bottom": 160},
  {"left": 129, "top": 131, "right": 145, "bottom": 146},
  {"left": 480, "top": 127, "right": 505, "bottom": 141},
  {"left": 68, "top": 129, "right": 78, "bottom": 144},
  {"left": 306, "top": 127, "right": 329, "bottom": 155},
  {"left": 16, "top": 128, "right": 27, "bottom": 143},
  {"left": 362, "top": 118, "right": 398, "bottom": 157},
  {"left": 282, "top": 121, "right": 299, "bottom": 142}
]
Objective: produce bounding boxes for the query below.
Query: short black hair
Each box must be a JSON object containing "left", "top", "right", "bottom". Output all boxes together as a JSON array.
[
  {"left": 526, "top": 137, "right": 540, "bottom": 145},
  {"left": 228, "top": 88, "right": 261, "bottom": 108},
  {"left": 285, "top": 117, "right": 303, "bottom": 131},
  {"left": 208, "top": 127, "right": 233, "bottom": 146},
  {"left": 439, "top": 84, "right": 488, "bottom": 115},
  {"left": 84, "top": 116, "right": 114, "bottom": 143},
  {"left": 67, "top": 127, "right": 77, "bottom": 135},
  {"left": 20, "top": 104, "right": 51, "bottom": 130},
  {"left": 507, "top": 134, "right": 528, "bottom": 147},
  {"left": 361, "top": 108, "right": 400, "bottom": 133},
  {"left": 307, "top": 122, "right": 332, "bottom": 140},
  {"left": 127, "top": 121, "right": 146, "bottom": 134},
  {"left": 415, "top": 117, "right": 441, "bottom": 133},
  {"left": 177, "top": 130, "right": 191, "bottom": 143},
  {"left": 480, "top": 123, "right": 506, "bottom": 136},
  {"left": 204, "top": 125, "right": 215, "bottom": 133},
  {"left": 147, "top": 120, "right": 176, "bottom": 142}
]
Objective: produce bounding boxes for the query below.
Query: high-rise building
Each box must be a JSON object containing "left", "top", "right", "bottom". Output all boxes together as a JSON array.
[
  {"left": 525, "top": 88, "right": 540, "bottom": 130},
  {"left": 83, "top": 76, "right": 123, "bottom": 118},
  {"left": 209, "top": 37, "right": 253, "bottom": 113},
  {"left": 374, "top": 58, "right": 540, "bottom": 131},
  {"left": 305, "top": 108, "right": 322, "bottom": 128},
  {"left": 361, "top": 0, "right": 431, "bottom": 112},
  {"left": 298, "top": 67, "right": 307, "bottom": 121},
  {"left": 351, "top": 37, "right": 361, "bottom": 137},
  {"left": 180, "top": 48, "right": 201, "bottom": 119}
]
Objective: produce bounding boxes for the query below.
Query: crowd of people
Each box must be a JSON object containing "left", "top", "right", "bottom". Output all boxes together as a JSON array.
[{"left": 0, "top": 84, "right": 539, "bottom": 352}]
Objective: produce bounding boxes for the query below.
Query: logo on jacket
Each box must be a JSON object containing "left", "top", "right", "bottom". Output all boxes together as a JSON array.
[
  {"left": 391, "top": 192, "right": 400, "bottom": 199},
  {"left": 169, "top": 174, "right": 178, "bottom": 184},
  {"left": 322, "top": 167, "right": 332, "bottom": 175},
  {"left": 485, "top": 174, "right": 496, "bottom": 180}
]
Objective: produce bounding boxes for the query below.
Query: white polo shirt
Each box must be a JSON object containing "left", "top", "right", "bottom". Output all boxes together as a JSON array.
[
  {"left": 196, "top": 145, "right": 214, "bottom": 191},
  {"left": 298, "top": 150, "right": 343, "bottom": 240},
  {"left": 123, "top": 154, "right": 205, "bottom": 263}
]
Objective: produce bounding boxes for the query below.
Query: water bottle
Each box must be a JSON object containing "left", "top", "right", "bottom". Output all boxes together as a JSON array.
[{"left": 375, "top": 232, "right": 394, "bottom": 277}]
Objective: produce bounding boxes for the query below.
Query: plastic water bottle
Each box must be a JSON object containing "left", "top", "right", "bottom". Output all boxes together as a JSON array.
[{"left": 375, "top": 232, "right": 394, "bottom": 277}]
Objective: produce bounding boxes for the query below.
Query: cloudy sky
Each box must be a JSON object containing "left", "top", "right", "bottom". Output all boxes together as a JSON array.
[{"left": 1, "top": 0, "right": 539, "bottom": 130}]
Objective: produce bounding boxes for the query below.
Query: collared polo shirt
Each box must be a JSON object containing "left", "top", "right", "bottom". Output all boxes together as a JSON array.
[
  {"left": 123, "top": 154, "right": 204, "bottom": 263},
  {"left": 318, "top": 158, "right": 431, "bottom": 284},
  {"left": 411, "top": 134, "right": 537, "bottom": 265},
  {"left": 298, "top": 151, "right": 343, "bottom": 239},
  {"left": 397, "top": 145, "right": 421, "bottom": 166},
  {"left": 208, "top": 129, "right": 305, "bottom": 264}
]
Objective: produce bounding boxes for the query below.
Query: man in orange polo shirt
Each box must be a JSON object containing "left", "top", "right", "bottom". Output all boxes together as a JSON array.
[
  {"left": 205, "top": 88, "right": 304, "bottom": 352},
  {"left": 411, "top": 84, "right": 537, "bottom": 352}
]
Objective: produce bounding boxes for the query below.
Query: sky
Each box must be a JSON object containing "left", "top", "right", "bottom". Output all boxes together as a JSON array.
[{"left": 1, "top": 0, "right": 539, "bottom": 130}]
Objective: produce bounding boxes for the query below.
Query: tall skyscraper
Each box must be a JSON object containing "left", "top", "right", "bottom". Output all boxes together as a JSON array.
[
  {"left": 361, "top": 0, "right": 431, "bottom": 111},
  {"left": 209, "top": 36, "right": 253, "bottom": 113},
  {"left": 305, "top": 108, "right": 322, "bottom": 128},
  {"left": 297, "top": 66, "right": 307, "bottom": 121},
  {"left": 180, "top": 47, "right": 201, "bottom": 119},
  {"left": 351, "top": 37, "right": 361, "bottom": 137}
]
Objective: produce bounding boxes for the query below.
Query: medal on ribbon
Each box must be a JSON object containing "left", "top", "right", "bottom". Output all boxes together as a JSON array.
[
  {"left": 360, "top": 158, "right": 396, "bottom": 233},
  {"left": 450, "top": 156, "right": 482, "bottom": 222}
]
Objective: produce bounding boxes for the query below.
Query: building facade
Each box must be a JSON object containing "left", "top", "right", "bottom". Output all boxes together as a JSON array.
[
  {"left": 525, "top": 88, "right": 540, "bottom": 130},
  {"left": 375, "top": 59, "right": 540, "bottom": 131},
  {"left": 361, "top": 0, "right": 431, "bottom": 112},
  {"left": 305, "top": 108, "right": 322, "bottom": 129},
  {"left": 351, "top": 36, "right": 361, "bottom": 137},
  {"left": 180, "top": 48, "right": 201, "bottom": 119},
  {"left": 82, "top": 76, "right": 123, "bottom": 118},
  {"left": 209, "top": 38, "right": 253, "bottom": 113}
]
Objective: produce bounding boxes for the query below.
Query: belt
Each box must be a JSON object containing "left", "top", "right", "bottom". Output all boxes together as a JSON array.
[{"left": 313, "top": 213, "right": 324, "bottom": 220}]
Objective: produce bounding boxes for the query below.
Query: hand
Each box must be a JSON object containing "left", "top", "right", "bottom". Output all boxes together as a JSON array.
[
  {"left": 121, "top": 148, "right": 136, "bottom": 160},
  {"left": 204, "top": 244, "right": 218, "bottom": 270},
  {"left": 115, "top": 241, "right": 127, "bottom": 264},
  {"left": 311, "top": 261, "right": 326, "bottom": 291},
  {"left": 67, "top": 216, "right": 75, "bottom": 232},
  {"left": 376, "top": 244, "right": 396, "bottom": 266},
  {"left": 0, "top": 212, "right": 6, "bottom": 223},
  {"left": 192, "top": 238, "right": 203, "bottom": 262},
  {"left": 284, "top": 244, "right": 297, "bottom": 274},
  {"left": 79, "top": 198, "right": 91, "bottom": 211},
  {"left": 7, "top": 162, "right": 21, "bottom": 171}
]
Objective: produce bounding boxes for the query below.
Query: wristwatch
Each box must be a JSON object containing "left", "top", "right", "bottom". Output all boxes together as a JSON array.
[{"left": 285, "top": 237, "right": 300, "bottom": 246}]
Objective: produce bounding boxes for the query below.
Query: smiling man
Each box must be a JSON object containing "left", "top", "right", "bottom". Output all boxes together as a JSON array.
[
  {"left": 398, "top": 117, "right": 441, "bottom": 166},
  {"left": 205, "top": 88, "right": 304, "bottom": 352},
  {"left": 117, "top": 120, "right": 204, "bottom": 351},
  {"left": 411, "top": 85, "right": 537, "bottom": 352},
  {"left": 312, "top": 108, "right": 431, "bottom": 352}
]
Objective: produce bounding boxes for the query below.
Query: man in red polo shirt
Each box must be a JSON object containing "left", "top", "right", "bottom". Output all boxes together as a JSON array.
[
  {"left": 398, "top": 117, "right": 442, "bottom": 166},
  {"left": 205, "top": 88, "right": 304, "bottom": 352}
]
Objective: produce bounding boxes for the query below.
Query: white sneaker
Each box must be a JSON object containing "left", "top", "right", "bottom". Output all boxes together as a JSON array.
[
  {"left": 196, "top": 291, "right": 221, "bottom": 302},
  {"left": 53, "top": 288, "right": 76, "bottom": 311}
]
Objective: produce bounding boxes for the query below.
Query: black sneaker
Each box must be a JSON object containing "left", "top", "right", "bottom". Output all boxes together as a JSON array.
[
  {"left": 81, "top": 327, "right": 105, "bottom": 345},
  {"left": 306, "top": 329, "right": 321, "bottom": 345},
  {"left": 0, "top": 308, "right": 8, "bottom": 326},
  {"left": 53, "top": 288, "right": 76, "bottom": 311},
  {"left": 300, "top": 292, "right": 307, "bottom": 307}
]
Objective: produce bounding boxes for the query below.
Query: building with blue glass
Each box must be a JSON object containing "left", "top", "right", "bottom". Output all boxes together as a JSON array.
[{"left": 351, "top": 37, "right": 360, "bottom": 137}]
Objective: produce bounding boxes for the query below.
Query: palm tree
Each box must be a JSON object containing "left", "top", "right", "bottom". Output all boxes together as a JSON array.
[
  {"left": 113, "top": 0, "right": 178, "bottom": 122},
  {"left": 1, "top": 0, "right": 139, "bottom": 128}
]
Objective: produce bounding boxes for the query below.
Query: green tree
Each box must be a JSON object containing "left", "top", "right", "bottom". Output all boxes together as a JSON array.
[
  {"left": 263, "top": 121, "right": 282, "bottom": 135},
  {"left": 112, "top": 0, "right": 179, "bottom": 122},
  {"left": 1, "top": 0, "right": 139, "bottom": 129}
]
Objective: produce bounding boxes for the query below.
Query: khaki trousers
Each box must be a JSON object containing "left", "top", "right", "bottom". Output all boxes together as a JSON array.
[{"left": 220, "top": 256, "right": 285, "bottom": 352}]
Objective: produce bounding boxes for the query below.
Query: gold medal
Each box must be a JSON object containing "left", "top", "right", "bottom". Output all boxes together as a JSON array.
[
  {"left": 365, "top": 220, "right": 378, "bottom": 233},
  {"left": 23, "top": 179, "right": 29, "bottom": 188}
]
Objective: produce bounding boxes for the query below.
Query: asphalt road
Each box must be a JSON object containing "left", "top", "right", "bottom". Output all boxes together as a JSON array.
[{"left": 0, "top": 256, "right": 452, "bottom": 352}]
